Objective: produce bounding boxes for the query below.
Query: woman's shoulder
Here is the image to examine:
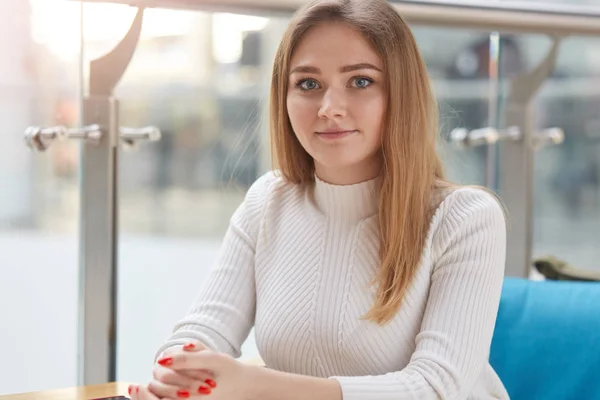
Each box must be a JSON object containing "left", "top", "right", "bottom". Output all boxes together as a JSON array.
[
  {"left": 435, "top": 185, "right": 505, "bottom": 215},
  {"left": 232, "top": 171, "right": 294, "bottom": 233},
  {"left": 427, "top": 184, "right": 507, "bottom": 275},
  {"left": 242, "top": 170, "right": 301, "bottom": 215},
  {"left": 245, "top": 170, "right": 297, "bottom": 202},
  {"left": 245, "top": 170, "right": 280, "bottom": 199},
  {"left": 429, "top": 184, "right": 506, "bottom": 241}
]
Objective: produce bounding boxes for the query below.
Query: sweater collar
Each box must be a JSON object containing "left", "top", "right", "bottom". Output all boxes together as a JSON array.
[{"left": 312, "top": 174, "right": 380, "bottom": 222}]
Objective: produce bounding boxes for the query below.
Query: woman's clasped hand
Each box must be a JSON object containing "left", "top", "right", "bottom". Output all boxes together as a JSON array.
[{"left": 128, "top": 341, "right": 252, "bottom": 400}]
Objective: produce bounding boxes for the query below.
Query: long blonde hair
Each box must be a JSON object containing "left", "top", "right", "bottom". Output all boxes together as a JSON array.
[{"left": 270, "top": 0, "right": 448, "bottom": 325}]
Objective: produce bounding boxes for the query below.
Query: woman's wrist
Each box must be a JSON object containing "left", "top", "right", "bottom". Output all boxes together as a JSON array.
[
  {"left": 243, "top": 363, "right": 268, "bottom": 400},
  {"left": 242, "top": 363, "right": 342, "bottom": 400}
]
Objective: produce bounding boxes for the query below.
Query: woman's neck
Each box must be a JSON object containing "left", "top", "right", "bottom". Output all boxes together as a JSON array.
[{"left": 314, "top": 158, "right": 381, "bottom": 185}]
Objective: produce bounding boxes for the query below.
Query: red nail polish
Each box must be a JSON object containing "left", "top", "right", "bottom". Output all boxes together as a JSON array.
[
  {"left": 135, "top": 386, "right": 139, "bottom": 394},
  {"left": 183, "top": 343, "right": 195, "bottom": 351},
  {"left": 128, "top": 385, "right": 133, "bottom": 395},
  {"left": 198, "top": 386, "right": 212, "bottom": 395},
  {"left": 205, "top": 379, "right": 217, "bottom": 388},
  {"left": 177, "top": 389, "right": 190, "bottom": 398},
  {"left": 157, "top": 356, "right": 173, "bottom": 366}
]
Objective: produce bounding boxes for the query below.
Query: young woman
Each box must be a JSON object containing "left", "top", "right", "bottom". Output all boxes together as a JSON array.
[{"left": 130, "top": 0, "right": 509, "bottom": 399}]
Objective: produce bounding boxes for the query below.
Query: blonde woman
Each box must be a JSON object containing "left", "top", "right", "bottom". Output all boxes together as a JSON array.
[{"left": 130, "top": 0, "right": 508, "bottom": 399}]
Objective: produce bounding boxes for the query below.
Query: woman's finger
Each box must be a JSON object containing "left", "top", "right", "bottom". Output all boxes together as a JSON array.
[
  {"left": 155, "top": 340, "right": 206, "bottom": 365},
  {"left": 153, "top": 364, "right": 217, "bottom": 390},
  {"left": 128, "top": 385, "right": 138, "bottom": 400},
  {"left": 153, "top": 365, "right": 195, "bottom": 387},
  {"left": 148, "top": 379, "right": 187, "bottom": 399},
  {"left": 181, "top": 369, "right": 217, "bottom": 387},
  {"left": 157, "top": 350, "right": 227, "bottom": 372},
  {"left": 148, "top": 379, "right": 214, "bottom": 398},
  {"left": 140, "top": 384, "right": 163, "bottom": 400},
  {"left": 181, "top": 340, "right": 207, "bottom": 353},
  {"left": 129, "top": 384, "right": 160, "bottom": 400}
]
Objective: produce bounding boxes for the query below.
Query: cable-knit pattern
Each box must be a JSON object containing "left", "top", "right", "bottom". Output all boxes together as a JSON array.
[
  {"left": 336, "top": 219, "right": 363, "bottom": 374},
  {"left": 158, "top": 172, "right": 509, "bottom": 400},
  {"left": 307, "top": 215, "right": 328, "bottom": 377}
]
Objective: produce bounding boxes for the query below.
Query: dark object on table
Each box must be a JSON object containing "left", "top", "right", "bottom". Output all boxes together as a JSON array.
[{"left": 90, "top": 397, "right": 129, "bottom": 400}]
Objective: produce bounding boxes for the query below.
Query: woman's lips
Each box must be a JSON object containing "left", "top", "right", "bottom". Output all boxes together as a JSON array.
[{"left": 316, "top": 130, "right": 357, "bottom": 139}]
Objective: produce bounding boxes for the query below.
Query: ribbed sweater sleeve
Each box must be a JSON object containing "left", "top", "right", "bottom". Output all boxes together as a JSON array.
[{"left": 155, "top": 172, "right": 274, "bottom": 359}]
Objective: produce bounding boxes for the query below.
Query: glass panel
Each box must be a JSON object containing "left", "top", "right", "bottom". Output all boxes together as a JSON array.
[
  {"left": 531, "top": 35, "right": 600, "bottom": 272},
  {"left": 0, "top": 0, "right": 82, "bottom": 395},
  {"left": 497, "top": 33, "right": 600, "bottom": 273},
  {"left": 412, "top": 27, "right": 497, "bottom": 186}
]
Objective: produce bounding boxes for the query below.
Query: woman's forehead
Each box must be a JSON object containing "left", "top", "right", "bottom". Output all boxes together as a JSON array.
[{"left": 290, "top": 23, "right": 383, "bottom": 70}]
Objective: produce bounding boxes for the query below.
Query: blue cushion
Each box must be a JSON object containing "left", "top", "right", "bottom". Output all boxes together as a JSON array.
[{"left": 490, "top": 277, "right": 600, "bottom": 400}]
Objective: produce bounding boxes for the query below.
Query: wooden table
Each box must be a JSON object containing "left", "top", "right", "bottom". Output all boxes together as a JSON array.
[{"left": 0, "top": 382, "right": 132, "bottom": 400}]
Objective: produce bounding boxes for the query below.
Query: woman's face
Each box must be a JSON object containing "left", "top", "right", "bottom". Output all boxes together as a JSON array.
[{"left": 287, "top": 23, "right": 386, "bottom": 184}]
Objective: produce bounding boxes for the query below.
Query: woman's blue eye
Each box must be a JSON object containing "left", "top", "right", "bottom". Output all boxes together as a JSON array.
[
  {"left": 298, "top": 79, "right": 320, "bottom": 91},
  {"left": 353, "top": 77, "right": 373, "bottom": 88}
]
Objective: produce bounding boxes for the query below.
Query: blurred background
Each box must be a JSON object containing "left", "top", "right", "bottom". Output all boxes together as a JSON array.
[{"left": 1, "top": 0, "right": 599, "bottom": 395}]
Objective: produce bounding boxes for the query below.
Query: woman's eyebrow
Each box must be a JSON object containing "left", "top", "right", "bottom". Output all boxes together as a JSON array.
[
  {"left": 340, "top": 63, "right": 382, "bottom": 73},
  {"left": 289, "top": 63, "right": 382, "bottom": 74},
  {"left": 290, "top": 65, "right": 321, "bottom": 74}
]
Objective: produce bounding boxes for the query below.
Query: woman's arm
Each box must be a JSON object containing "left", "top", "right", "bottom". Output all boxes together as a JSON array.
[{"left": 155, "top": 173, "right": 276, "bottom": 359}]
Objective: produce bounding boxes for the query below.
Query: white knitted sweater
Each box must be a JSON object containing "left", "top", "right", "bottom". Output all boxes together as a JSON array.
[{"left": 157, "top": 171, "right": 509, "bottom": 400}]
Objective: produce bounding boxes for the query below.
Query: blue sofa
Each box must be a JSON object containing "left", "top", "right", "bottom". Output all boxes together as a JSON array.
[{"left": 490, "top": 277, "right": 600, "bottom": 400}]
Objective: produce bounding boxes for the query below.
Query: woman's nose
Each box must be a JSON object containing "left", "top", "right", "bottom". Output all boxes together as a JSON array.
[{"left": 318, "top": 88, "right": 347, "bottom": 120}]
